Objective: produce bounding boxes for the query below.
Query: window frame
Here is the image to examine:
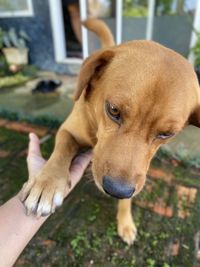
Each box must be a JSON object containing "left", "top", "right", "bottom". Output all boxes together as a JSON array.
[{"left": 0, "top": 0, "right": 34, "bottom": 18}]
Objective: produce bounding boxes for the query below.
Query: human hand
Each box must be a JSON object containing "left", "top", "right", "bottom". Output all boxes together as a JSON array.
[
  {"left": 24, "top": 133, "right": 92, "bottom": 199},
  {"left": 27, "top": 133, "right": 46, "bottom": 179}
]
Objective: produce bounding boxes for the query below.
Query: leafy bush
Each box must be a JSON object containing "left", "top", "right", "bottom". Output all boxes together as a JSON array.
[
  {"left": 0, "top": 27, "right": 30, "bottom": 49},
  {"left": 123, "top": 0, "right": 148, "bottom": 17},
  {"left": 0, "top": 53, "right": 9, "bottom": 76},
  {"left": 123, "top": 6, "right": 148, "bottom": 17},
  {"left": 192, "top": 31, "right": 200, "bottom": 67}
]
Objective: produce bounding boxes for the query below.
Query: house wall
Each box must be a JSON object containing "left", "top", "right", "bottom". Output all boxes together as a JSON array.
[
  {"left": 0, "top": 0, "right": 70, "bottom": 74},
  {"left": 0, "top": 0, "right": 192, "bottom": 74}
]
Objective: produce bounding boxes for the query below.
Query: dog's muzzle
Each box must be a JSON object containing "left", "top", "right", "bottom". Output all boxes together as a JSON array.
[{"left": 102, "top": 176, "right": 135, "bottom": 199}]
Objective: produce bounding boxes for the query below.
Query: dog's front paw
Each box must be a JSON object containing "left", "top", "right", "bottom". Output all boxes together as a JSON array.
[
  {"left": 117, "top": 216, "right": 137, "bottom": 245},
  {"left": 20, "top": 171, "right": 68, "bottom": 217}
]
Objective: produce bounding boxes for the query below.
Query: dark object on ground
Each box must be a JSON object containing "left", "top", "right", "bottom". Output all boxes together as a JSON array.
[{"left": 32, "top": 80, "right": 62, "bottom": 93}]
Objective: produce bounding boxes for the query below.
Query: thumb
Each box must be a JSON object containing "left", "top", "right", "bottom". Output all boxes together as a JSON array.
[{"left": 28, "top": 132, "right": 42, "bottom": 158}]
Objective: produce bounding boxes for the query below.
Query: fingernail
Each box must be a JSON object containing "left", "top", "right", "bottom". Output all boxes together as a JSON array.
[{"left": 29, "top": 132, "right": 35, "bottom": 140}]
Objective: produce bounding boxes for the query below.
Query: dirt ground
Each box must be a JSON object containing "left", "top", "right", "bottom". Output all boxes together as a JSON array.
[{"left": 0, "top": 123, "right": 199, "bottom": 267}]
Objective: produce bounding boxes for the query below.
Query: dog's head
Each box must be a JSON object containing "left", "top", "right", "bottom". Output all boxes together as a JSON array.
[{"left": 75, "top": 41, "right": 200, "bottom": 199}]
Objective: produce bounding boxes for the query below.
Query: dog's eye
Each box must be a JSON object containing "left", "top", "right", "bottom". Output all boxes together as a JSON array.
[
  {"left": 157, "top": 132, "right": 175, "bottom": 139},
  {"left": 105, "top": 101, "right": 121, "bottom": 123}
]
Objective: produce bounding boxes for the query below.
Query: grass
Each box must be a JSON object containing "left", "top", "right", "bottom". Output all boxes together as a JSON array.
[
  {"left": 0, "top": 109, "right": 61, "bottom": 129},
  {"left": 0, "top": 73, "right": 31, "bottom": 88},
  {"left": 0, "top": 64, "right": 38, "bottom": 89},
  {"left": 0, "top": 125, "right": 199, "bottom": 266}
]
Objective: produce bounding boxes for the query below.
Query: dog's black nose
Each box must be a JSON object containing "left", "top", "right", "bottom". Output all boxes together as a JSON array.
[{"left": 102, "top": 176, "right": 135, "bottom": 199}]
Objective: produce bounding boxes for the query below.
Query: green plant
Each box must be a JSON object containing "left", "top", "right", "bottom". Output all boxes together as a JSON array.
[
  {"left": 0, "top": 53, "right": 9, "bottom": 76},
  {"left": 0, "top": 27, "right": 30, "bottom": 49},
  {"left": 123, "top": 0, "right": 148, "bottom": 17},
  {"left": 192, "top": 31, "right": 200, "bottom": 67},
  {"left": 146, "top": 258, "right": 156, "bottom": 267},
  {"left": 123, "top": 6, "right": 148, "bottom": 17},
  {"left": 70, "top": 230, "right": 90, "bottom": 257},
  {"left": 105, "top": 223, "right": 117, "bottom": 245},
  {"left": 154, "top": 0, "right": 175, "bottom": 16},
  {"left": 0, "top": 28, "right": 4, "bottom": 49}
]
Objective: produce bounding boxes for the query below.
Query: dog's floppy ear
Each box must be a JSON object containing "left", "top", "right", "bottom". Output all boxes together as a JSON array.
[{"left": 74, "top": 49, "right": 115, "bottom": 100}]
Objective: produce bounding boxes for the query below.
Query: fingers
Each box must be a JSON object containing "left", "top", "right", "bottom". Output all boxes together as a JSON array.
[
  {"left": 69, "top": 150, "right": 92, "bottom": 181},
  {"left": 27, "top": 133, "right": 46, "bottom": 179},
  {"left": 65, "top": 150, "right": 92, "bottom": 197},
  {"left": 28, "top": 133, "right": 42, "bottom": 158},
  {"left": 25, "top": 133, "right": 92, "bottom": 207}
]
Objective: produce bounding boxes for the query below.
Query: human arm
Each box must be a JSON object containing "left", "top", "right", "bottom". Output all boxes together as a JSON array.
[{"left": 0, "top": 133, "right": 92, "bottom": 267}]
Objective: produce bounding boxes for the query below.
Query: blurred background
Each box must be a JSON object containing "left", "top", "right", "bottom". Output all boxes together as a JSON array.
[
  {"left": 0, "top": 1, "right": 200, "bottom": 266},
  {"left": 0, "top": 0, "right": 200, "bottom": 162},
  {"left": 0, "top": 0, "right": 199, "bottom": 73}
]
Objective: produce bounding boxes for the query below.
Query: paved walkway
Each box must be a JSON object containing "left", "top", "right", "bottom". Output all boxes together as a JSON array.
[
  {"left": 0, "top": 121, "right": 199, "bottom": 266},
  {"left": 0, "top": 72, "right": 76, "bottom": 121}
]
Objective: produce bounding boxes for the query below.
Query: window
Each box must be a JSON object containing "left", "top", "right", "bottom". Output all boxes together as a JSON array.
[{"left": 0, "top": 0, "right": 34, "bottom": 17}]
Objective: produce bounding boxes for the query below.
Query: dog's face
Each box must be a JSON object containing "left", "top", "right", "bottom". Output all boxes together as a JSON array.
[{"left": 75, "top": 41, "right": 200, "bottom": 199}]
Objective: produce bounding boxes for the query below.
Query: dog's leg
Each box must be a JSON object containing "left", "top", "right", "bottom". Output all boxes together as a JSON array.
[
  {"left": 117, "top": 199, "right": 137, "bottom": 245},
  {"left": 20, "top": 128, "right": 80, "bottom": 216}
]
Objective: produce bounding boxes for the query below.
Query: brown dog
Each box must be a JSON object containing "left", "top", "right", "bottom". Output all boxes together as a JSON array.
[{"left": 21, "top": 19, "right": 200, "bottom": 245}]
